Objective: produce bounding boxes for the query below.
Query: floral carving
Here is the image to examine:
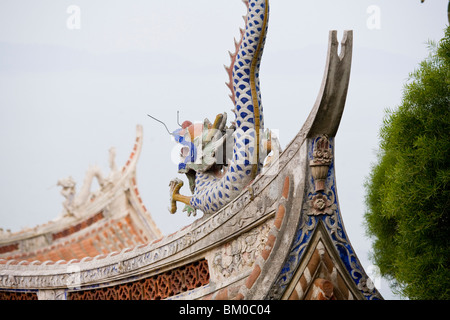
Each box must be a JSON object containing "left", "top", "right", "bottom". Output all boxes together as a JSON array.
[{"left": 307, "top": 193, "right": 337, "bottom": 216}]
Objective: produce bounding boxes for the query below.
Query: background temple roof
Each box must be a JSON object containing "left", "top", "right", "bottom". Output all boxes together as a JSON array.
[{"left": 0, "top": 125, "right": 162, "bottom": 262}]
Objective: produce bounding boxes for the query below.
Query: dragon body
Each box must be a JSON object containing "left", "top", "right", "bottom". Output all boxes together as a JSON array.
[{"left": 170, "top": 0, "right": 274, "bottom": 215}]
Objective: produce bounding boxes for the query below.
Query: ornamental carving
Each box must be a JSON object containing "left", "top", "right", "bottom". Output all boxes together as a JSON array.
[
  {"left": 267, "top": 134, "right": 383, "bottom": 300},
  {"left": 307, "top": 192, "right": 337, "bottom": 216},
  {"left": 212, "top": 220, "right": 271, "bottom": 281},
  {"left": 309, "top": 135, "right": 332, "bottom": 192}
]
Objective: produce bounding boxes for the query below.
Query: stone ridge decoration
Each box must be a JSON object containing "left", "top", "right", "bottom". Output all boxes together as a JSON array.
[
  {"left": 68, "top": 259, "right": 209, "bottom": 300},
  {"left": 0, "top": 164, "right": 280, "bottom": 291}
]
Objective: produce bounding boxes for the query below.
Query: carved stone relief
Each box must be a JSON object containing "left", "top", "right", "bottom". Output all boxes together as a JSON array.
[
  {"left": 210, "top": 219, "right": 272, "bottom": 284},
  {"left": 309, "top": 134, "right": 332, "bottom": 192}
]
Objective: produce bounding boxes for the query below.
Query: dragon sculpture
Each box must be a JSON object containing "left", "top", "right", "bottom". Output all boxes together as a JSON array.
[
  {"left": 169, "top": 0, "right": 279, "bottom": 216},
  {"left": 57, "top": 147, "right": 119, "bottom": 218}
]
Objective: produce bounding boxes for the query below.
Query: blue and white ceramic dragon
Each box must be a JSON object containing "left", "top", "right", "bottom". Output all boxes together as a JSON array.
[{"left": 169, "top": 0, "right": 279, "bottom": 216}]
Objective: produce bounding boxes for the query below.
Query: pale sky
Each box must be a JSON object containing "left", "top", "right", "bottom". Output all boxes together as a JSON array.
[{"left": 0, "top": 0, "right": 448, "bottom": 299}]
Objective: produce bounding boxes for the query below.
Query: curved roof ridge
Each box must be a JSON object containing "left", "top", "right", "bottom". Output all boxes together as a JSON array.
[{"left": 0, "top": 125, "right": 162, "bottom": 262}]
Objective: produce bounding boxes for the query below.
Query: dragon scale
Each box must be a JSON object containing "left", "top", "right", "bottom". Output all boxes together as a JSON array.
[{"left": 171, "top": 0, "right": 270, "bottom": 215}]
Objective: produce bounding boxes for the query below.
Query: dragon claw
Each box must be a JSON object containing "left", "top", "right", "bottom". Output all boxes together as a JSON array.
[
  {"left": 169, "top": 178, "right": 192, "bottom": 215},
  {"left": 169, "top": 178, "right": 183, "bottom": 214},
  {"left": 182, "top": 205, "right": 197, "bottom": 217}
]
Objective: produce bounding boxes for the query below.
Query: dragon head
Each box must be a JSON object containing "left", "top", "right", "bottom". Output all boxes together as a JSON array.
[{"left": 172, "top": 112, "right": 233, "bottom": 193}]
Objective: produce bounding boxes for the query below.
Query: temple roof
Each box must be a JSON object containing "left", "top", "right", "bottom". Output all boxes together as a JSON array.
[
  {"left": 0, "top": 30, "right": 382, "bottom": 301},
  {"left": 0, "top": 125, "right": 162, "bottom": 263}
]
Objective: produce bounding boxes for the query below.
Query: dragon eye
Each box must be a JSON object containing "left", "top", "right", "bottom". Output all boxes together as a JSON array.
[{"left": 180, "top": 146, "right": 190, "bottom": 157}]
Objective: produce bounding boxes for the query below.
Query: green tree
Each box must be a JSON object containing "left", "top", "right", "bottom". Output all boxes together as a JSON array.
[{"left": 364, "top": 26, "right": 450, "bottom": 300}]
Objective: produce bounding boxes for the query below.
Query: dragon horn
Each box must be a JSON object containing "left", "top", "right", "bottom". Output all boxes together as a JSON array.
[{"left": 204, "top": 113, "right": 224, "bottom": 143}]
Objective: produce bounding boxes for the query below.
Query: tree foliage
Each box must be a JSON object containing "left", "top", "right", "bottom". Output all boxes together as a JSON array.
[{"left": 364, "top": 26, "right": 450, "bottom": 300}]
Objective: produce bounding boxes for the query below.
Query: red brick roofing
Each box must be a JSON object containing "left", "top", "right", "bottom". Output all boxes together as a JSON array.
[{"left": 4, "top": 213, "right": 151, "bottom": 262}]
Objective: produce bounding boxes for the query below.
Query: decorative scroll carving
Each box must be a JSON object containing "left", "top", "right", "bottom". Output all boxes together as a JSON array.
[{"left": 67, "top": 259, "right": 209, "bottom": 300}]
